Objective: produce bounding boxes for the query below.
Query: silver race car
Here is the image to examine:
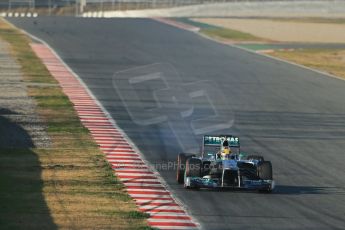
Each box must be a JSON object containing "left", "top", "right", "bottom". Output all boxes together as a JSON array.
[{"left": 176, "top": 135, "right": 275, "bottom": 192}]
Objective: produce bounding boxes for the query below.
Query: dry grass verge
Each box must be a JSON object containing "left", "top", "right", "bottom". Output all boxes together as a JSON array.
[
  {"left": 0, "top": 19, "right": 152, "bottom": 230},
  {"left": 192, "top": 18, "right": 345, "bottom": 43},
  {"left": 271, "top": 49, "right": 345, "bottom": 80},
  {"left": 266, "top": 17, "right": 345, "bottom": 25}
]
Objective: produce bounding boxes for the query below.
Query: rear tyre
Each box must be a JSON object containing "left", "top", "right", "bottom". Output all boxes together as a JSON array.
[
  {"left": 202, "top": 160, "right": 211, "bottom": 176},
  {"left": 176, "top": 153, "right": 186, "bottom": 184},
  {"left": 185, "top": 158, "right": 202, "bottom": 178}
]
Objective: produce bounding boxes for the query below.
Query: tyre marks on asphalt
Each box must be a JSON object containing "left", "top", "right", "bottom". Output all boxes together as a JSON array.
[{"left": 31, "top": 43, "right": 199, "bottom": 230}]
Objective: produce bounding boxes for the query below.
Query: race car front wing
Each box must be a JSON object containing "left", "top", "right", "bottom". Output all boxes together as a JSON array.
[{"left": 184, "top": 176, "right": 275, "bottom": 191}]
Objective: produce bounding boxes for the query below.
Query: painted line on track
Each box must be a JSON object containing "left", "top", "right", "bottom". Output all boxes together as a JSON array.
[{"left": 30, "top": 43, "right": 199, "bottom": 230}]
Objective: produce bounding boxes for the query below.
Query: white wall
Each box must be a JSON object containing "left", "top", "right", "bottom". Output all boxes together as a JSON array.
[{"left": 83, "top": 0, "right": 345, "bottom": 18}]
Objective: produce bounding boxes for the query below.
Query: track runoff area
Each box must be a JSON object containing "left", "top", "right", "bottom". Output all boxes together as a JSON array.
[{"left": 31, "top": 43, "right": 199, "bottom": 230}]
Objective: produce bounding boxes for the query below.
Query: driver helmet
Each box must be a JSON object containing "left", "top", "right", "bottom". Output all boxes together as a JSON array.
[{"left": 221, "top": 146, "right": 231, "bottom": 159}]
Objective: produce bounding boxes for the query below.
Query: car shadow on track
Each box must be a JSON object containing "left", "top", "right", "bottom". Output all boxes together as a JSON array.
[
  {"left": 272, "top": 185, "right": 345, "bottom": 195},
  {"left": 174, "top": 185, "right": 344, "bottom": 195}
]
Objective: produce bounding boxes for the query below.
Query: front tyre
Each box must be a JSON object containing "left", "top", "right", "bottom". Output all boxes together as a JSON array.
[
  {"left": 257, "top": 161, "right": 273, "bottom": 193},
  {"left": 257, "top": 161, "right": 273, "bottom": 180}
]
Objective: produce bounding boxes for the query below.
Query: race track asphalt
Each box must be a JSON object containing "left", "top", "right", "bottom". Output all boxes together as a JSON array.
[{"left": 9, "top": 17, "right": 345, "bottom": 230}]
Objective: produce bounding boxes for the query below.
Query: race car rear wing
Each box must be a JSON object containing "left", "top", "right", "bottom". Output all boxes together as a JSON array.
[
  {"left": 202, "top": 135, "right": 240, "bottom": 159},
  {"left": 203, "top": 135, "right": 240, "bottom": 147}
]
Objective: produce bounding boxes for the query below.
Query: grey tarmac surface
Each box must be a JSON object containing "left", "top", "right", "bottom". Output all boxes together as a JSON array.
[{"left": 9, "top": 17, "right": 345, "bottom": 230}]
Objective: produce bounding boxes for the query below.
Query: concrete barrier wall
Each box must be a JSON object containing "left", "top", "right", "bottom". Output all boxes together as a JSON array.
[{"left": 83, "top": 0, "right": 345, "bottom": 18}]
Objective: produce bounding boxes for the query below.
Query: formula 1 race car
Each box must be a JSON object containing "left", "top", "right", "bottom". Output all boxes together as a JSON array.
[{"left": 176, "top": 135, "right": 275, "bottom": 192}]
